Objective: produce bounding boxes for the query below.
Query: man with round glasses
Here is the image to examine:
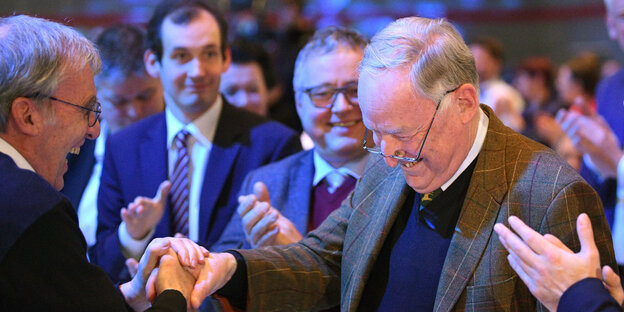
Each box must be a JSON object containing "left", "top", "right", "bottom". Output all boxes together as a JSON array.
[
  {"left": 212, "top": 26, "right": 369, "bottom": 267},
  {"left": 157, "top": 17, "right": 617, "bottom": 311}
]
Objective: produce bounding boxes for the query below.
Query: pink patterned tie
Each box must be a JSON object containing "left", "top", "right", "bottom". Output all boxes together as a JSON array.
[{"left": 170, "top": 130, "right": 190, "bottom": 236}]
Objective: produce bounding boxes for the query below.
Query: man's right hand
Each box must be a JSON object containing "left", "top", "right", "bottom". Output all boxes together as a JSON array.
[
  {"left": 122, "top": 180, "right": 171, "bottom": 240},
  {"left": 237, "top": 182, "right": 303, "bottom": 247},
  {"left": 190, "top": 252, "right": 238, "bottom": 309}
]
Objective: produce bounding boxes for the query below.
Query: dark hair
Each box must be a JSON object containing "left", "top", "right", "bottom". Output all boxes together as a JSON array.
[
  {"left": 146, "top": 0, "right": 228, "bottom": 61},
  {"left": 96, "top": 24, "right": 147, "bottom": 80},
  {"left": 472, "top": 36, "right": 504, "bottom": 62},
  {"left": 565, "top": 52, "right": 601, "bottom": 95},
  {"left": 229, "top": 39, "right": 278, "bottom": 89},
  {"left": 517, "top": 56, "right": 554, "bottom": 88}
]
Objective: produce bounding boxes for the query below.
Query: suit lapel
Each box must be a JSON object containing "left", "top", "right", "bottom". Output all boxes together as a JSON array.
[
  {"left": 343, "top": 158, "right": 410, "bottom": 312},
  {"left": 284, "top": 150, "right": 314, "bottom": 234},
  {"left": 139, "top": 114, "right": 170, "bottom": 236},
  {"left": 434, "top": 106, "right": 508, "bottom": 312},
  {"left": 198, "top": 103, "right": 241, "bottom": 240}
]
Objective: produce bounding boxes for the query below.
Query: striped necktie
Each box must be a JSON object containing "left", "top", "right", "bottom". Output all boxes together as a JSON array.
[{"left": 170, "top": 130, "right": 190, "bottom": 236}]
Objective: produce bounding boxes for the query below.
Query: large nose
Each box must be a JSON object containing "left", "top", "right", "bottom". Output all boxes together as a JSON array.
[
  {"left": 86, "top": 119, "right": 101, "bottom": 140},
  {"left": 331, "top": 92, "right": 351, "bottom": 114},
  {"left": 188, "top": 58, "right": 206, "bottom": 78},
  {"left": 379, "top": 135, "right": 400, "bottom": 168}
]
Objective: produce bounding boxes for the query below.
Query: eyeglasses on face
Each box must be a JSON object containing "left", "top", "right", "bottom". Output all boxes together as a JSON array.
[
  {"left": 301, "top": 82, "right": 358, "bottom": 109},
  {"left": 28, "top": 94, "right": 101, "bottom": 127},
  {"left": 362, "top": 86, "right": 460, "bottom": 163}
]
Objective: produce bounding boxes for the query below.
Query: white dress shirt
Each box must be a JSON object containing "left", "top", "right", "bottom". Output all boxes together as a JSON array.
[
  {"left": 119, "top": 97, "right": 222, "bottom": 259},
  {"left": 312, "top": 150, "right": 368, "bottom": 193}
]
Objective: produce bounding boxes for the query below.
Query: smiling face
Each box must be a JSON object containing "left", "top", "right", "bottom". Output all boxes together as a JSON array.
[
  {"left": 98, "top": 72, "right": 164, "bottom": 133},
  {"left": 147, "top": 9, "right": 230, "bottom": 121},
  {"left": 295, "top": 47, "right": 367, "bottom": 167},
  {"left": 39, "top": 66, "right": 101, "bottom": 190},
  {"left": 358, "top": 67, "right": 474, "bottom": 193},
  {"left": 220, "top": 62, "right": 269, "bottom": 116}
]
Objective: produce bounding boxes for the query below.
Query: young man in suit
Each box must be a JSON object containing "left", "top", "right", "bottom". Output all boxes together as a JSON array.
[
  {"left": 61, "top": 24, "right": 165, "bottom": 247},
  {"left": 0, "top": 14, "right": 207, "bottom": 311},
  {"left": 157, "top": 17, "right": 616, "bottom": 311},
  {"left": 212, "top": 26, "right": 369, "bottom": 253},
  {"left": 90, "top": 0, "right": 301, "bottom": 283}
]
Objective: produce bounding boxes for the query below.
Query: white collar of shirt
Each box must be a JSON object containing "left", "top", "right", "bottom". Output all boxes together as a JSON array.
[
  {"left": 440, "top": 107, "right": 489, "bottom": 191},
  {"left": 165, "top": 95, "right": 222, "bottom": 149},
  {"left": 312, "top": 149, "right": 368, "bottom": 187},
  {"left": 0, "top": 136, "right": 35, "bottom": 172},
  {"left": 94, "top": 120, "right": 109, "bottom": 164}
]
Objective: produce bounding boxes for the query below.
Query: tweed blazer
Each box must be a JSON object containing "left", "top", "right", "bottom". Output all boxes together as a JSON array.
[
  {"left": 212, "top": 149, "right": 315, "bottom": 251},
  {"left": 237, "top": 105, "right": 617, "bottom": 312}
]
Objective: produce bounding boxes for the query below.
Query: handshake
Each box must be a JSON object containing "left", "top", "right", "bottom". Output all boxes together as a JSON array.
[{"left": 119, "top": 237, "right": 237, "bottom": 311}]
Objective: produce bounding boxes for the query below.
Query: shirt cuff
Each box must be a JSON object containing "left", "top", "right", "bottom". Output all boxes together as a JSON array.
[
  {"left": 118, "top": 222, "right": 155, "bottom": 259},
  {"left": 214, "top": 250, "right": 248, "bottom": 310}
]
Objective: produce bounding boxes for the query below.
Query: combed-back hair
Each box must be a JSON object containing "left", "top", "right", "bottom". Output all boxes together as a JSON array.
[
  {"left": 146, "top": 0, "right": 228, "bottom": 61},
  {"left": 293, "top": 26, "right": 369, "bottom": 91},
  {"left": 359, "top": 17, "right": 479, "bottom": 109},
  {"left": 0, "top": 15, "right": 101, "bottom": 132}
]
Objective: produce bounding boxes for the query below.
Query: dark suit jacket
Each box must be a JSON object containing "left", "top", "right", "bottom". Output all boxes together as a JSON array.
[
  {"left": 91, "top": 100, "right": 301, "bottom": 282},
  {"left": 61, "top": 137, "right": 96, "bottom": 208},
  {"left": 236, "top": 105, "right": 617, "bottom": 312},
  {"left": 558, "top": 278, "right": 622, "bottom": 312},
  {"left": 0, "top": 152, "right": 185, "bottom": 311},
  {"left": 212, "top": 150, "right": 315, "bottom": 251}
]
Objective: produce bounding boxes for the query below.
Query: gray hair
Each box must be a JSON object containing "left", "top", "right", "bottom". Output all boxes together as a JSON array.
[
  {"left": 293, "top": 26, "right": 369, "bottom": 91},
  {"left": 359, "top": 17, "right": 478, "bottom": 109},
  {"left": 0, "top": 15, "right": 101, "bottom": 132}
]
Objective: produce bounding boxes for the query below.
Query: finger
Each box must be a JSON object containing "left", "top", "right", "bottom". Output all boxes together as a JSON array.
[
  {"left": 494, "top": 221, "right": 543, "bottom": 266},
  {"left": 174, "top": 233, "right": 186, "bottom": 238},
  {"left": 576, "top": 213, "right": 598, "bottom": 257},
  {"left": 139, "top": 238, "right": 172, "bottom": 280},
  {"left": 255, "top": 226, "right": 279, "bottom": 247},
  {"left": 543, "top": 234, "right": 572, "bottom": 253},
  {"left": 250, "top": 210, "right": 279, "bottom": 245},
  {"left": 237, "top": 194, "right": 257, "bottom": 217},
  {"left": 253, "top": 181, "right": 271, "bottom": 204},
  {"left": 508, "top": 216, "right": 550, "bottom": 255},
  {"left": 125, "top": 258, "right": 139, "bottom": 278},
  {"left": 121, "top": 208, "right": 130, "bottom": 223},
  {"left": 154, "top": 180, "right": 172, "bottom": 204},
  {"left": 603, "top": 265, "right": 621, "bottom": 289},
  {"left": 241, "top": 202, "right": 270, "bottom": 234},
  {"left": 507, "top": 253, "right": 537, "bottom": 293},
  {"left": 145, "top": 267, "right": 159, "bottom": 303},
  {"left": 169, "top": 238, "right": 191, "bottom": 267}
]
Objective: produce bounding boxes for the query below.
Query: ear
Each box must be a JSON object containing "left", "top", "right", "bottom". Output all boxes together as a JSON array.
[
  {"left": 606, "top": 15, "right": 618, "bottom": 40},
  {"left": 222, "top": 47, "right": 232, "bottom": 73},
  {"left": 454, "top": 84, "right": 479, "bottom": 124},
  {"left": 144, "top": 49, "right": 161, "bottom": 79},
  {"left": 9, "top": 97, "right": 45, "bottom": 136}
]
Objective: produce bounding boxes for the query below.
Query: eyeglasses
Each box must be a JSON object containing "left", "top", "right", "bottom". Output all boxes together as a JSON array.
[
  {"left": 362, "top": 86, "right": 459, "bottom": 163},
  {"left": 301, "top": 83, "right": 358, "bottom": 108},
  {"left": 47, "top": 96, "right": 101, "bottom": 127}
]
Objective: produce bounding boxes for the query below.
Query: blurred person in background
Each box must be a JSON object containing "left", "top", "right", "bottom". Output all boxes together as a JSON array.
[
  {"left": 513, "top": 56, "right": 564, "bottom": 146},
  {"left": 61, "top": 24, "right": 165, "bottom": 247},
  {"left": 213, "top": 26, "right": 368, "bottom": 254},
  {"left": 89, "top": 0, "right": 301, "bottom": 284},
  {"left": 219, "top": 39, "right": 277, "bottom": 117},
  {"left": 470, "top": 36, "right": 525, "bottom": 132}
]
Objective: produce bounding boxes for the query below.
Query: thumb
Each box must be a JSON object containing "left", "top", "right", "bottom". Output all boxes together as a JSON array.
[
  {"left": 154, "top": 180, "right": 172, "bottom": 204},
  {"left": 125, "top": 258, "right": 139, "bottom": 278},
  {"left": 145, "top": 267, "right": 159, "bottom": 303},
  {"left": 254, "top": 181, "right": 271, "bottom": 204},
  {"left": 576, "top": 213, "right": 598, "bottom": 257}
]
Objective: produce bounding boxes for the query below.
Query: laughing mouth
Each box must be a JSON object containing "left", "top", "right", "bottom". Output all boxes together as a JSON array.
[
  {"left": 331, "top": 120, "right": 358, "bottom": 127},
  {"left": 402, "top": 161, "right": 417, "bottom": 168},
  {"left": 69, "top": 147, "right": 81, "bottom": 155}
]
